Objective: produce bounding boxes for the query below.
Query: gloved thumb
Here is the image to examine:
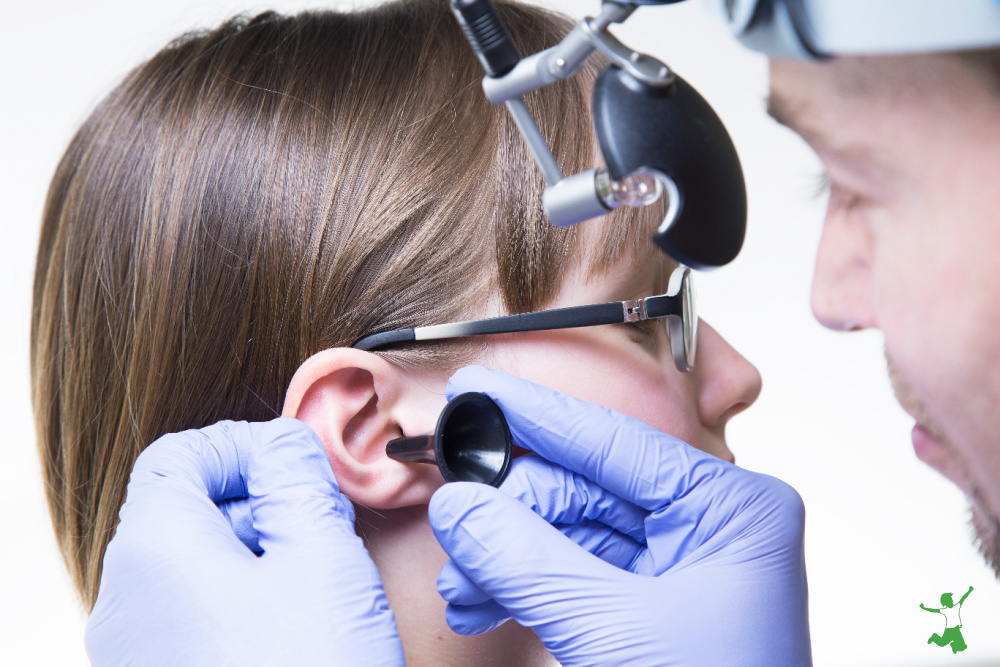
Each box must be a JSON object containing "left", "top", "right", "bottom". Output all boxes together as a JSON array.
[
  {"left": 244, "top": 420, "right": 402, "bottom": 661},
  {"left": 216, "top": 497, "right": 259, "bottom": 553},
  {"left": 245, "top": 418, "right": 358, "bottom": 556},
  {"left": 429, "top": 482, "right": 627, "bottom": 637}
]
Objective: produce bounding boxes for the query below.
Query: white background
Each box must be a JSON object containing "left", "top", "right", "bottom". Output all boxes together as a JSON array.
[{"left": 3, "top": 1, "right": 998, "bottom": 665}]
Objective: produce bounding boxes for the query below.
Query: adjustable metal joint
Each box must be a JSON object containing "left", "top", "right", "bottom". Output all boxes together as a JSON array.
[{"left": 622, "top": 299, "right": 648, "bottom": 322}]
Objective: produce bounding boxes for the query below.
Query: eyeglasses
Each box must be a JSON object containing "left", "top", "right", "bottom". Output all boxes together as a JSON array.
[{"left": 353, "top": 266, "right": 697, "bottom": 372}]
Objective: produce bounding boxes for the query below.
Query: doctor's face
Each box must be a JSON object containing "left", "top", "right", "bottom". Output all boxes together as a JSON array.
[{"left": 769, "top": 54, "right": 1000, "bottom": 572}]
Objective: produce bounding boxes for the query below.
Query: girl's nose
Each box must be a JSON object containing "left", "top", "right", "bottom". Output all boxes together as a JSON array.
[{"left": 694, "top": 321, "right": 763, "bottom": 428}]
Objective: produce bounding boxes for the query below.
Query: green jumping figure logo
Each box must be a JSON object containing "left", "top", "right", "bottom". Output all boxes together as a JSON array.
[{"left": 920, "top": 586, "right": 974, "bottom": 654}]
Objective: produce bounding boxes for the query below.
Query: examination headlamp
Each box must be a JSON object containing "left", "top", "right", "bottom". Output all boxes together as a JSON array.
[
  {"left": 714, "top": 0, "right": 1000, "bottom": 59},
  {"left": 450, "top": 0, "right": 747, "bottom": 270},
  {"left": 451, "top": 0, "right": 1000, "bottom": 269}
]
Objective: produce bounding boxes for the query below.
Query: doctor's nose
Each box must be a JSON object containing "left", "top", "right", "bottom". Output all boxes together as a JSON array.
[
  {"left": 695, "top": 321, "right": 762, "bottom": 428},
  {"left": 810, "top": 211, "right": 877, "bottom": 332}
]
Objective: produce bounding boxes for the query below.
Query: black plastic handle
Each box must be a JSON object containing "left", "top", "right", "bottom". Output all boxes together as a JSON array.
[{"left": 450, "top": 0, "right": 521, "bottom": 77}]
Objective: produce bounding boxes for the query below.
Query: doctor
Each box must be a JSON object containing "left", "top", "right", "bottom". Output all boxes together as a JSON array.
[{"left": 84, "top": 1, "right": 1000, "bottom": 665}]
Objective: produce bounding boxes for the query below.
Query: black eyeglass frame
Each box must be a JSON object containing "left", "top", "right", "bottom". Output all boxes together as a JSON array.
[{"left": 354, "top": 267, "right": 697, "bottom": 372}]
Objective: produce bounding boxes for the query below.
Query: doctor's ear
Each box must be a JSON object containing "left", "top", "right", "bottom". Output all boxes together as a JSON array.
[{"left": 282, "top": 348, "right": 447, "bottom": 508}]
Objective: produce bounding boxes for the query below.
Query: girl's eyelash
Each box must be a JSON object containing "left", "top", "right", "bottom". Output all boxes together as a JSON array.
[
  {"left": 635, "top": 320, "right": 659, "bottom": 336},
  {"left": 618, "top": 320, "right": 659, "bottom": 344}
]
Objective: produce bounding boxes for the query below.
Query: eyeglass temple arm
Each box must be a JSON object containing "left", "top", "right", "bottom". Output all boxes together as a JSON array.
[
  {"left": 642, "top": 294, "right": 682, "bottom": 319},
  {"left": 414, "top": 301, "right": 623, "bottom": 341},
  {"left": 353, "top": 295, "right": 681, "bottom": 351},
  {"left": 354, "top": 329, "right": 417, "bottom": 351}
]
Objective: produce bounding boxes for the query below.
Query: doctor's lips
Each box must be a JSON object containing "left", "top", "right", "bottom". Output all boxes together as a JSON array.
[
  {"left": 886, "top": 356, "right": 947, "bottom": 442},
  {"left": 885, "top": 356, "right": 963, "bottom": 483}
]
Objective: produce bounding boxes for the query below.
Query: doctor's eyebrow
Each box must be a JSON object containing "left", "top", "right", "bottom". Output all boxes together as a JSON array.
[
  {"left": 765, "top": 93, "right": 835, "bottom": 150},
  {"left": 765, "top": 93, "right": 882, "bottom": 169},
  {"left": 766, "top": 94, "right": 807, "bottom": 135},
  {"left": 764, "top": 93, "right": 829, "bottom": 148}
]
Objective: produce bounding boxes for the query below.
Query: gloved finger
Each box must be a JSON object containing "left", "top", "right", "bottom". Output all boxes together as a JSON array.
[
  {"left": 438, "top": 560, "right": 490, "bottom": 606},
  {"left": 445, "top": 599, "right": 513, "bottom": 636},
  {"left": 240, "top": 422, "right": 403, "bottom": 660},
  {"left": 635, "top": 469, "right": 806, "bottom": 575},
  {"left": 557, "top": 520, "right": 643, "bottom": 570},
  {"left": 246, "top": 418, "right": 362, "bottom": 556},
  {"left": 500, "top": 455, "right": 647, "bottom": 543},
  {"left": 93, "top": 426, "right": 263, "bottom": 632},
  {"left": 430, "top": 482, "right": 627, "bottom": 631},
  {"left": 112, "top": 420, "right": 265, "bottom": 561},
  {"left": 216, "top": 497, "right": 261, "bottom": 553},
  {"left": 437, "top": 518, "right": 642, "bottom": 609},
  {"left": 126, "top": 420, "right": 253, "bottom": 504},
  {"left": 447, "top": 365, "right": 733, "bottom": 511},
  {"left": 441, "top": 519, "right": 643, "bottom": 603}
]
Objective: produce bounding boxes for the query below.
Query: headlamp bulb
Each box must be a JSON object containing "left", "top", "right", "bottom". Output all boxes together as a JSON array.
[{"left": 596, "top": 166, "right": 663, "bottom": 209}]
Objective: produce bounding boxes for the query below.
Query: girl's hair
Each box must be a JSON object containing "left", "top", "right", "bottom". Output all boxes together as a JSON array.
[{"left": 31, "top": 0, "right": 656, "bottom": 609}]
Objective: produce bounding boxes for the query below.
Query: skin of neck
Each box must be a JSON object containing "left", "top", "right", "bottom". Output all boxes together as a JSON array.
[{"left": 355, "top": 504, "right": 557, "bottom": 667}]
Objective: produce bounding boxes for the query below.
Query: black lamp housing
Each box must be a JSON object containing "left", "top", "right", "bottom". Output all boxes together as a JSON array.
[{"left": 593, "top": 65, "right": 747, "bottom": 270}]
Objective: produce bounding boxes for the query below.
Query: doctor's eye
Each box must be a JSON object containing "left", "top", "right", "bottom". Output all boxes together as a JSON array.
[
  {"left": 811, "top": 171, "right": 832, "bottom": 201},
  {"left": 828, "top": 184, "right": 863, "bottom": 214},
  {"left": 813, "top": 170, "right": 862, "bottom": 214}
]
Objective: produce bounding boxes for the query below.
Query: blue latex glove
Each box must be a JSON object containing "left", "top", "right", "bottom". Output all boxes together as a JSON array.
[
  {"left": 85, "top": 418, "right": 404, "bottom": 666},
  {"left": 429, "top": 367, "right": 811, "bottom": 666}
]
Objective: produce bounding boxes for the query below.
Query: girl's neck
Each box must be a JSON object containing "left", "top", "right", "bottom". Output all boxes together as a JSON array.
[{"left": 355, "top": 504, "right": 556, "bottom": 666}]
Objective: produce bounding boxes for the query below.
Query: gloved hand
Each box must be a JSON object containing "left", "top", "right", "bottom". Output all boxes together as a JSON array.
[
  {"left": 85, "top": 418, "right": 404, "bottom": 667},
  {"left": 429, "top": 366, "right": 811, "bottom": 666}
]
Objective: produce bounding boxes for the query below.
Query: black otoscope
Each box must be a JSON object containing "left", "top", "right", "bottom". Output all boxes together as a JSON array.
[
  {"left": 386, "top": 393, "right": 513, "bottom": 487},
  {"left": 388, "top": 0, "right": 745, "bottom": 486}
]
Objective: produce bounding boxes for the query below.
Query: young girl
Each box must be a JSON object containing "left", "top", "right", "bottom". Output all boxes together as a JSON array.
[{"left": 31, "top": 1, "right": 760, "bottom": 664}]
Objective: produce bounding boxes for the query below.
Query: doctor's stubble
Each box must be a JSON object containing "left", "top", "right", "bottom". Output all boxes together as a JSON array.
[{"left": 887, "top": 355, "right": 1000, "bottom": 575}]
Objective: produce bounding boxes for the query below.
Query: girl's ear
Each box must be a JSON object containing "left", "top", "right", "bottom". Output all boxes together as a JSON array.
[{"left": 282, "top": 348, "right": 447, "bottom": 508}]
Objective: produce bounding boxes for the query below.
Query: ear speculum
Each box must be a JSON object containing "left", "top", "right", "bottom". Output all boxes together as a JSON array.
[{"left": 385, "top": 392, "right": 513, "bottom": 487}]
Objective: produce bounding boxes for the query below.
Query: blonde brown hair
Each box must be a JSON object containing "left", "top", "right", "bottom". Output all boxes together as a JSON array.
[{"left": 32, "top": 0, "right": 656, "bottom": 609}]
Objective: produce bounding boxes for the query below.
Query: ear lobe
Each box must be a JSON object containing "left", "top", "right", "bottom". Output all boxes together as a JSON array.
[{"left": 282, "top": 348, "right": 446, "bottom": 509}]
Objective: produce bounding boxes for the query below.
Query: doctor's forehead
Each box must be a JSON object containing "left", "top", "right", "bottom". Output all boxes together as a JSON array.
[
  {"left": 767, "top": 55, "right": 986, "bottom": 153},
  {"left": 766, "top": 57, "right": 890, "bottom": 154}
]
